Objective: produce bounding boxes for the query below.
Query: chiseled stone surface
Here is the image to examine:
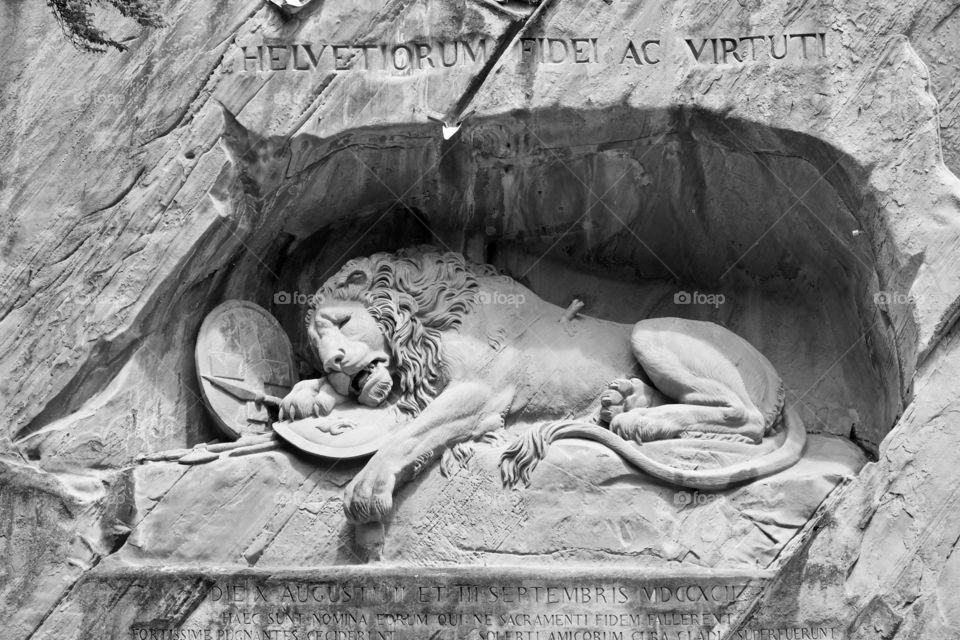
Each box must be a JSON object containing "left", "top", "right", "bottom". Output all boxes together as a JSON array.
[
  {"left": 114, "top": 435, "right": 863, "bottom": 569},
  {"left": 743, "top": 327, "right": 960, "bottom": 637},
  {"left": 2, "top": 0, "right": 960, "bottom": 638}
]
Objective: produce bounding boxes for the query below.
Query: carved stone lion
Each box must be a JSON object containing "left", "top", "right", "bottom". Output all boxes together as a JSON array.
[{"left": 280, "top": 247, "right": 806, "bottom": 523}]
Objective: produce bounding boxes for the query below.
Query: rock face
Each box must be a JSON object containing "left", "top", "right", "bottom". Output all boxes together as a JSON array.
[{"left": 4, "top": 0, "right": 960, "bottom": 638}]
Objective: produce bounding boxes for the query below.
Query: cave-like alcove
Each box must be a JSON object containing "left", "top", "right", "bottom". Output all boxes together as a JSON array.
[{"left": 210, "top": 105, "right": 907, "bottom": 456}]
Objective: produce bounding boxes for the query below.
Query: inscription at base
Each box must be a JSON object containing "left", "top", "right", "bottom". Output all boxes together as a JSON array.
[{"left": 110, "top": 570, "right": 842, "bottom": 640}]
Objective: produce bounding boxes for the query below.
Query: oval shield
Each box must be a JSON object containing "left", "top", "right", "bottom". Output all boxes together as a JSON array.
[
  {"left": 195, "top": 300, "right": 296, "bottom": 440},
  {"left": 272, "top": 403, "right": 407, "bottom": 459}
]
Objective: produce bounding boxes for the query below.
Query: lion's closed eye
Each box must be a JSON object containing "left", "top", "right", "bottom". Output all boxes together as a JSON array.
[
  {"left": 346, "top": 270, "right": 367, "bottom": 285},
  {"left": 317, "top": 312, "right": 351, "bottom": 329}
]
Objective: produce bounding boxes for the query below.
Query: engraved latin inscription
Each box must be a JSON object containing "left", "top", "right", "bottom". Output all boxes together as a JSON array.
[
  {"left": 235, "top": 32, "right": 828, "bottom": 74},
  {"left": 126, "top": 576, "right": 840, "bottom": 640}
]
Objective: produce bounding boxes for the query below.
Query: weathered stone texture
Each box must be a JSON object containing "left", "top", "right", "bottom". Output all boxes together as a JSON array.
[{"left": 4, "top": 0, "right": 960, "bottom": 638}]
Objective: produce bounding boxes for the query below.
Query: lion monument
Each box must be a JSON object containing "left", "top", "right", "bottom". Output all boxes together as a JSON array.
[{"left": 279, "top": 247, "right": 806, "bottom": 523}]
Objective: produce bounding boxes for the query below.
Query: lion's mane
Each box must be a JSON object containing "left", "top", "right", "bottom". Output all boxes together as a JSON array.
[{"left": 307, "top": 247, "right": 489, "bottom": 415}]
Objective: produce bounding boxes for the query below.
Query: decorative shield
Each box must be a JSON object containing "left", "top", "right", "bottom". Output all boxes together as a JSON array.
[
  {"left": 272, "top": 404, "right": 406, "bottom": 459},
  {"left": 196, "top": 300, "right": 296, "bottom": 440}
]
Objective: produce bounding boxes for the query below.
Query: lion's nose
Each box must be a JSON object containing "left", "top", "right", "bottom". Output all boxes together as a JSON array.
[{"left": 324, "top": 350, "right": 346, "bottom": 372}]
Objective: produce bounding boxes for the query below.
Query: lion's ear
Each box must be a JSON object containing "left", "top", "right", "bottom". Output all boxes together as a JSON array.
[{"left": 345, "top": 270, "right": 367, "bottom": 286}]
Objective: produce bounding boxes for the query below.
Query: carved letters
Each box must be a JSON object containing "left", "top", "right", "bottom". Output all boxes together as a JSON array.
[
  {"left": 679, "top": 33, "right": 827, "bottom": 65},
  {"left": 127, "top": 576, "right": 840, "bottom": 640},
  {"left": 235, "top": 32, "right": 828, "bottom": 74},
  {"left": 238, "top": 40, "right": 489, "bottom": 72}
]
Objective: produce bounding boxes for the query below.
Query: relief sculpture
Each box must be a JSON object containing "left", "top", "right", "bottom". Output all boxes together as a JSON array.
[
  {"left": 181, "top": 247, "right": 806, "bottom": 525},
  {"left": 9, "top": 0, "right": 960, "bottom": 634}
]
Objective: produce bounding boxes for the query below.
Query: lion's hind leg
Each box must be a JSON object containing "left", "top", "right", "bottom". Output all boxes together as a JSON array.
[
  {"left": 623, "top": 334, "right": 766, "bottom": 443},
  {"left": 610, "top": 402, "right": 765, "bottom": 444}
]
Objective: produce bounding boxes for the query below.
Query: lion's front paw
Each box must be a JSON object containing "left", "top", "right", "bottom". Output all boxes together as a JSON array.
[
  {"left": 279, "top": 379, "right": 324, "bottom": 421},
  {"left": 343, "top": 463, "right": 397, "bottom": 524}
]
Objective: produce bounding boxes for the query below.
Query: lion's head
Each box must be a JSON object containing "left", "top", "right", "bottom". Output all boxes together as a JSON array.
[{"left": 306, "top": 247, "right": 483, "bottom": 415}]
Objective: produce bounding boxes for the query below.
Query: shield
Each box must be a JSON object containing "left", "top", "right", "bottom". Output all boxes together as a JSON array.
[
  {"left": 272, "top": 403, "right": 407, "bottom": 459},
  {"left": 196, "top": 300, "right": 296, "bottom": 440}
]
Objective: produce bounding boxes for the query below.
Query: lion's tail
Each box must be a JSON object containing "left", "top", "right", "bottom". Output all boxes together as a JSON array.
[{"left": 499, "top": 408, "right": 806, "bottom": 491}]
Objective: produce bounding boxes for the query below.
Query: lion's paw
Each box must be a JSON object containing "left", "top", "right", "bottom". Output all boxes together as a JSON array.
[
  {"left": 599, "top": 378, "right": 640, "bottom": 423},
  {"left": 279, "top": 379, "right": 326, "bottom": 421},
  {"left": 343, "top": 463, "right": 397, "bottom": 524}
]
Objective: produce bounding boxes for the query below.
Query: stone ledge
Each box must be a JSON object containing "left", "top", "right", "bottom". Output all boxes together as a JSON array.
[{"left": 115, "top": 433, "right": 865, "bottom": 569}]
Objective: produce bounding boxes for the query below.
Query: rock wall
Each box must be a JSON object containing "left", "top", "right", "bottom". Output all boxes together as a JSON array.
[{"left": 4, "top": 0, "right": 960, "bottom": 638}]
